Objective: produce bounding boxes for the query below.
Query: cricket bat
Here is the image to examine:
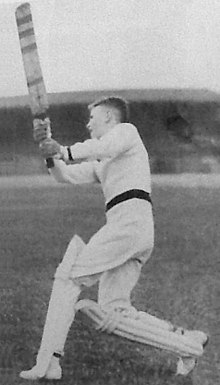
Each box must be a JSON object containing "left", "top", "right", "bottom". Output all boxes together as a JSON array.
[{"left": 15, "top": 2, "right": 53, "bottom": 167}]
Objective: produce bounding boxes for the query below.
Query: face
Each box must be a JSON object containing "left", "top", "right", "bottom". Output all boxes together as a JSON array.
[{"left": 87, "top": 105, "right": 109, "bottom": 139}]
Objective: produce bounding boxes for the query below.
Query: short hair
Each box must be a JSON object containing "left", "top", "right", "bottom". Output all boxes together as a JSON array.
[{"left": 88, "top": 96, "right": 129, "bottom": 123}]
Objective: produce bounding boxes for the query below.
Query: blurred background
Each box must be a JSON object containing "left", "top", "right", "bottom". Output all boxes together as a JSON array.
[{"left": 0, "top": 0, "right": 220, "bottom": 175}]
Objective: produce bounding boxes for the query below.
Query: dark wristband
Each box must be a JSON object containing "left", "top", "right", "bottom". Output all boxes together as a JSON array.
[{"left": 67, "top": 146, "right": 74, "bottom": 161}]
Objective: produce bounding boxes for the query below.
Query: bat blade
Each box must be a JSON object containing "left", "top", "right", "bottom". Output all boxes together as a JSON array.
[
  {"left": 15, "top": 3, "right": 54, "bottom": 168},
  {"left": 15, "top": 2, "right": 49, "bottom": 120}
]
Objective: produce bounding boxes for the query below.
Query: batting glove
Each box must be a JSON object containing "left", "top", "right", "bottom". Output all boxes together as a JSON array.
[{"left": 39, "top": 138, "right": 62, "bottom": 159}]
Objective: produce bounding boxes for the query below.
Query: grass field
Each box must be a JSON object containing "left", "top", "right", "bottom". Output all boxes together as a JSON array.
[{"left": 0, "top": 175, "right": 219, "bottom": 385}]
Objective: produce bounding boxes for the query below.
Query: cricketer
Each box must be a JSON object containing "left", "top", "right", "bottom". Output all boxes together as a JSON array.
[{"left": 20, "top": 96, "right": 208, "bottom": 380}]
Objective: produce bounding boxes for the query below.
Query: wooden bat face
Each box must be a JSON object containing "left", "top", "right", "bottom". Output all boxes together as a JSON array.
[{"left": 15, "top": 2, "right": 49, "bottom": 119}]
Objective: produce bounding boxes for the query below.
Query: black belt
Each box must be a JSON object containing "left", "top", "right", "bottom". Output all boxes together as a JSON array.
[{"left": 106, "top": 189, "right": 152, "bottom": 212}]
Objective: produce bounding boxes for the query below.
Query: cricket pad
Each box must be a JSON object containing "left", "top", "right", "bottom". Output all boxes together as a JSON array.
[{"left": 75, "top": 299, "right": 203, "bottom": 358}]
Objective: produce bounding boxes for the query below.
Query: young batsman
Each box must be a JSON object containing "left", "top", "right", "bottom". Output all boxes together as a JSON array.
[{"left": 20, "top": 97, "right": 208, "bottom": 380}]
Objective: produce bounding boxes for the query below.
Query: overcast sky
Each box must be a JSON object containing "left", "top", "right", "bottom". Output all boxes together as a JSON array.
[{"left": 1, "top": 0, "right": 220, "bottom": 97}]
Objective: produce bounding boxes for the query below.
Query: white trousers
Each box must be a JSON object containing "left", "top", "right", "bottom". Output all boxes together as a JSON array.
[
  {"left": 57, "top": 198, "right": 154, "bottom": 309},
  {"left": 69, "top": 199, "right": 154, "bottom": 277}
]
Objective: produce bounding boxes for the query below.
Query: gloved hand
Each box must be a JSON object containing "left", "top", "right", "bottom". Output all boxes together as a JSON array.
[
  {"left": 39, "top": 138, "right": 62, "bottom": 159},
  {"left": 33, "top": 118, "right": 51, "bottom": 143}
]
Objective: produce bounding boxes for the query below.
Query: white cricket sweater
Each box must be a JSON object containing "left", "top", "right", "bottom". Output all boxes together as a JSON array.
[{"left": 50, "top": 123, "right": 151, "bottom": 204}]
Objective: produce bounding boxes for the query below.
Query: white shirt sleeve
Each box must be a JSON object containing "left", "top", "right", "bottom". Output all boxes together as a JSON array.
[
  {"left": 69, "top": 123, "right": 138, "bottom": 160},
  {"left": 50, "top": 159, "right": 99, "bottom": 185}
]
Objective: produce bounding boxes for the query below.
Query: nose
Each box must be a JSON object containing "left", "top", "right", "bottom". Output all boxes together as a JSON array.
[{"left": 87, "top": 122, "right": 91, "bottom": 131}]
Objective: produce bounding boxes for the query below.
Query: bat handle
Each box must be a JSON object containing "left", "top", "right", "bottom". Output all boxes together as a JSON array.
[
  {"left": 34, "top": 115, "right": 53, "bottom": 169},
  {"left": 45, "top": 158, "right": 54, "bottom": 168}
]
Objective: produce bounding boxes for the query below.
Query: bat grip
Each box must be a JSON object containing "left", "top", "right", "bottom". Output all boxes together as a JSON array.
[
  {"left": 39, "top": 141, "right": 54, "bottom": 168},
  {"left": 34, "top": 114, "right": 53, "bottom": 168},
  {"left": 45, "top": 158, "right": 54, "bottom": 168}
]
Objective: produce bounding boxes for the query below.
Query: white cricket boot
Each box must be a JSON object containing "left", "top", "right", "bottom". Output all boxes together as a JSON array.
[
  {"left": 176, "top": 329, "right": 208, "bottom": 376},
  {"left": 20, "top": 365, "right": 45, "bottom": 380},
  {"left": 45, "top": 356, "right": 62, "bottom": 380},
  {"left": 20, "top": 356, "right": 62, "bottom": 380},
  {"left": 176, "top": 356, "right": 197, "bottom": 376}
]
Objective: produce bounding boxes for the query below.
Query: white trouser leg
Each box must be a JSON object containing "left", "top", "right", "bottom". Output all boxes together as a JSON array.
[
  {"left": 98, "top": 257, "right": 173, "bottom": 331},
  {"left": 98, "top": 258, "right": 142, "bottom": 311}
]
